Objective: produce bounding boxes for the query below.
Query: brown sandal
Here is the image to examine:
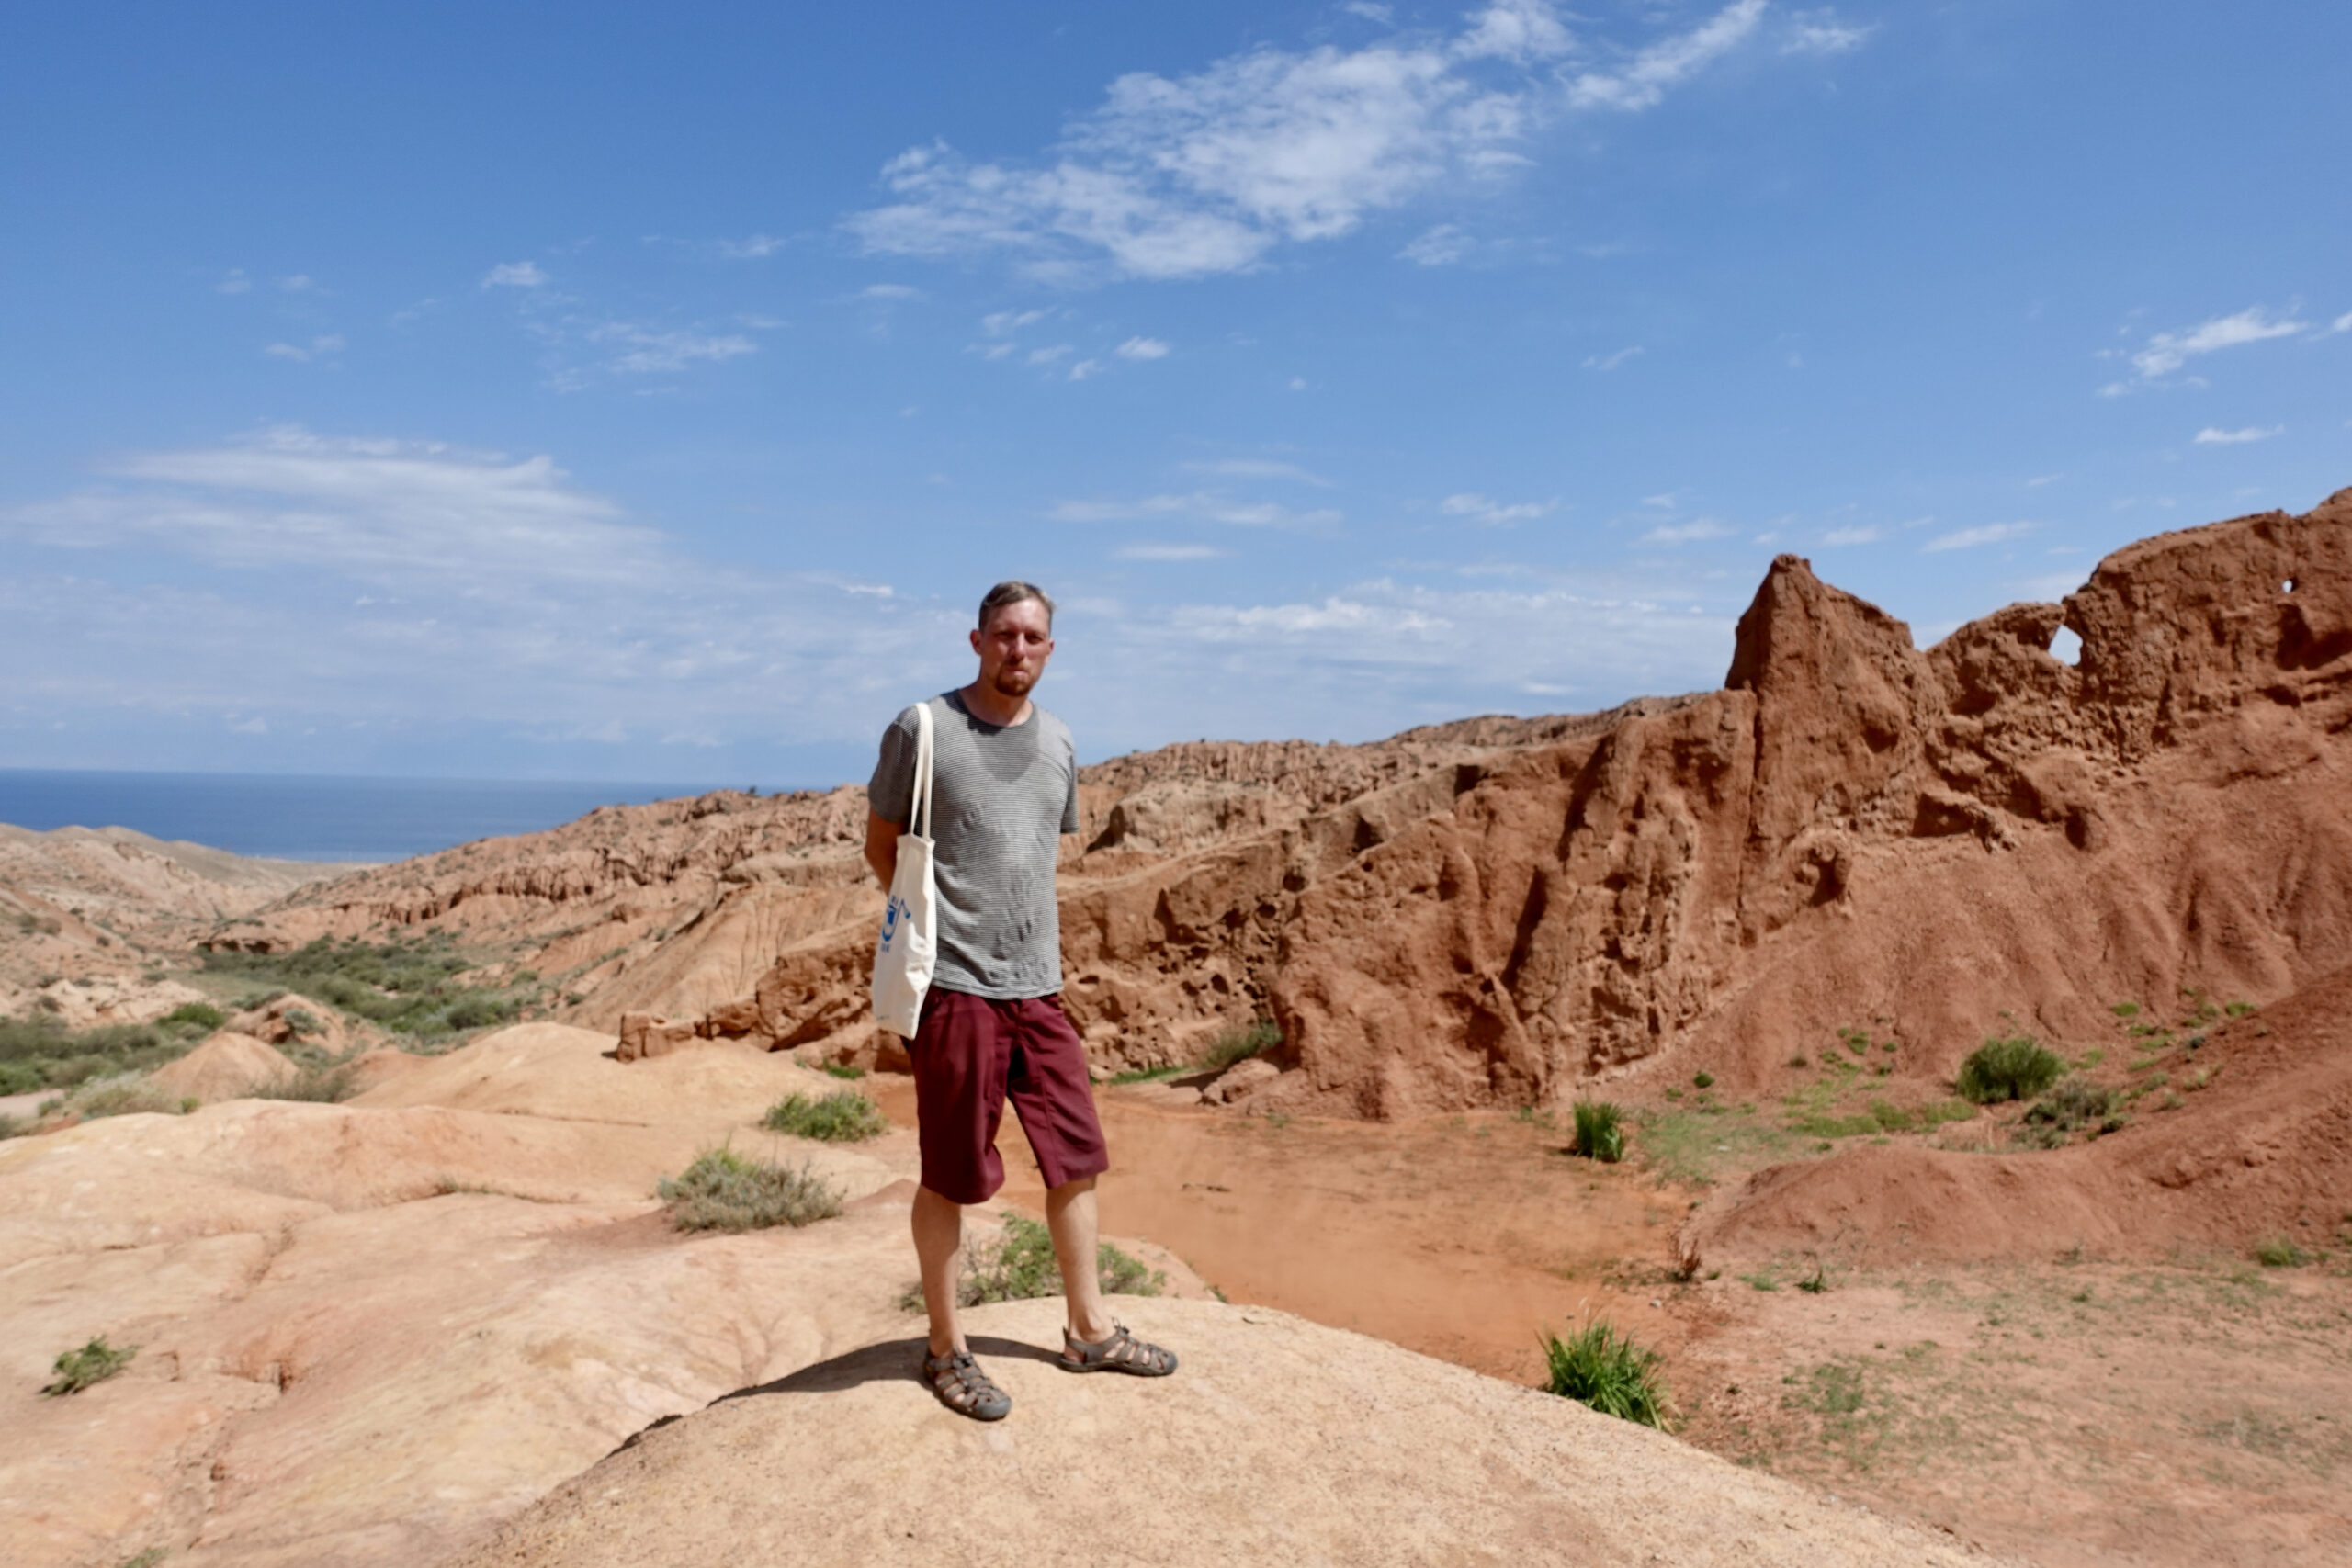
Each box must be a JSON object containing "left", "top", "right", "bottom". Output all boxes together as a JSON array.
[
  {"left": 922, "top": 1349, "right": 1012, "bottom": 1420},
  {"left": 1060, "top": 1323, "right": 1178, "bottom": 1377}
]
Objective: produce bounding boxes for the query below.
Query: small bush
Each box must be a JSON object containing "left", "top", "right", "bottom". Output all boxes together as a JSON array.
[
  {"left": 159, "top": 1001, "right": 225, "bottom": 1032},
  {"left": 1201, "top": 1018, "right": 1282, "bottom": 1075},
  {"left": 1691, "top": 1071, "right": 1714, "bottom": 1089},
  {"left": 907, "top": 1213, "right": 1167, "bottom": 1311},
  {"left": 65, "top": 1081, "right": 190, "bottom": 1121},
  {"left": 1956, "top": 1034, "right": 2064, "bottom": 1103},
  {"left": 659, "top": 1147, "right": 842, "bottom": 1232},
  {"left": 1570, "top": 1100, "right": 1624, "bottom": 1163},
  {"left": 820, "top": 1062, "right": 867, "bottom": 1080},
  {"left": 247, "top": 1065, "right": 356, "bottom": 1103},
  {"left": 2024, "top": 1077, "right": 2120, "bottom": 1134},
  {"left": 2253, "top": 1235, "right": 2308, "bottom": 1269},
  {"left": 1541, "top": 1317, "right": 1672, "bottom": 1428},
  {"left": 43, "top": 1336, "right": 136, "bottom": 1395},
  {"left": 762, "top": 1089, "right": 887, "bottom": 1143}
]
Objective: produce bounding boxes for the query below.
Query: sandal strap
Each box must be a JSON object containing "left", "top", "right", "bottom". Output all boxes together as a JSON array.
[
  {"left": 1065, "top": 1323, "right": 1176, "bottom": 1373},
  {"left": 923, "top": 1350, "right": 1006, "bottom": 1411}
]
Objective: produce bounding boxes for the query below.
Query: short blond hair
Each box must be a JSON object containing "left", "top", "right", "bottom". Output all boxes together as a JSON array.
[{"left": 978, "top": 580, "right": 1055, "bottom": 630}]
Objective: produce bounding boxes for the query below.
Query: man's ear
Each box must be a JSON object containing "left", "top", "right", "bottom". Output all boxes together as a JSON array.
[{"left": 969, "top": 626, "right": 983, "bottom": 656}]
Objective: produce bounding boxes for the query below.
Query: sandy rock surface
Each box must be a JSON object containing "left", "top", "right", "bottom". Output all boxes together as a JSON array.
[
  {"left": 144, "top": 1032, "right": 296, "bottom": 1102},
  {"left": 453, "top": 1296, "right": 2007, "bottom": 1568}
]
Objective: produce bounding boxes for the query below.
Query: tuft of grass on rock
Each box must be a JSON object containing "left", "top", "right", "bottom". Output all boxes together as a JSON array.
[
  {"left": 761, "top": 1089, "right": 887, "bottom": 1143},
  {"left": 2253, "top": 1235, "right": 2309, "bottom": 1269},
  {"left": 820, "top": 1062, "right": 866, "bottom": 1080},
  {"left": 1541, "top": 1316, "right": 1673, "bottom": 1428},
  {"left": 659, "top": 1146, "right": 842, "bottom": 1232},
  {"left": 117, "top": 1550, "right": 168, "bottom": 1568},
  {"left": 1200, "top": 1018, "right": 1283, "bottom": 1075},
  {"left": 43, "top": 1336, "right": 136, "bottom": 1396},
  {"left": 2020, "top": 1077, "right": 2123, "bottom": 1140},
  {"left": 1956, "top": 1033, "right": 2064, "bottom": 1103},
  {"left": 1570, "top": 1100, "right": 1624, "bottom": 1163},
  {"left": 903, "top": 1213, "right": 1165, "bottom": 1311}
]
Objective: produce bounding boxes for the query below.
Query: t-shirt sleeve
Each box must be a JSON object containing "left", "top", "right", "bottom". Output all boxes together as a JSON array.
[
  {"left": 1059, "top": 729, "right": 1080, "bottom": 835},
  {"left": 867, "top": 705, "right": 921, "bottom": 827}
]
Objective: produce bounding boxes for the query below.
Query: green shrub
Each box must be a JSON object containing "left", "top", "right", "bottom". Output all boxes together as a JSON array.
[
  {"left": 1541, "top": 1317, "right": 1672, "bottom": 1428},
  {"left": 1956, "top": 1034, "right": 2064, "bottom": 1103},
  {"left": 1201, "top": 1018, "right": 1282, "bottom": 1075},
  {"left": 2022, "top": 1077, "right": 2119, "bottom": 1134},
  {"left": 198, "top": 934, "right": 534, "bottom": 1043},
  {"left": 2253, "top": 1235, "right": 2308, "bottom": 1269},
  {"left": 820, "top": 1062, "right": 867, "bottom": 1079},
  {"left": 1570, "top": 1100, "right": 1624, "bottom": 1162},
  {"left": 43, "top": 1336, "right": 136, "bottom": 1396},
  {"left": 907, "top": 1213, "right": 1167, "bottom": 1310},
  {"left": 761, "top": 1089, "right": 887, "bottom": 1143},
  {"left": 1692, "top": 1071, "right": 1714, "bottom": 1089},
  {"left": 64, "top": 1080, "right": 190, "bottom": 1122},
  {"left": 118, "top": 1549, "right": 167, "bottom": 1568},
  {"left": 658, "top": 1147, "right": 842, "bottom": 1232},
  {"left": 159, "top": 1001, "right": 225, "bottom": 1032},
  {"left": 246, "top": 1065, "right": 356, "bottom": 1103}
]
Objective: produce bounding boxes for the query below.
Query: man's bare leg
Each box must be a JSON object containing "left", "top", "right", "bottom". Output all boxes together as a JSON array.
[
  {"left": 911, "top": 1184, "right": 967, "bottom": 1356},
  {"left": 1046, "top": 1174, "right": 1119, "bottom": 1343}
]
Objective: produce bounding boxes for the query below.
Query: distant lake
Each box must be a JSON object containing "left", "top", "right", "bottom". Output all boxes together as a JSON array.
[{"left": 0, "top": 770, "right": 743, "bottom": 864}]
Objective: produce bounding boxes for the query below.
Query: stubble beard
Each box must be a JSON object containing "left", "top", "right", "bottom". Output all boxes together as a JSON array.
[{"left": 991, "top": 665, "right": 1037, "bottom": 698}]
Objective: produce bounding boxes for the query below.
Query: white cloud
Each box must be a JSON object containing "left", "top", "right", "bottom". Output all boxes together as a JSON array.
[
  {"left": 1782, "top": 11, "right": 1871, "bottom": 54},
  {"left": 1455, "top": 0, "right": 1577, "bottom": 63},
  {"left": 718, "top": 234, "right": 788, "bottom": 259},
  {"left": 262, "top": 335, "right": 345, "bottom": 363},
  {"left": 1069, "top": 358, "right": 1103, "bottom": 381},
  {"left": 1116, "top": 542, "right": 1226, "bottom": 561},
  {"left": 585, "top": 323, "right": 755, "bottom": 376},
  {"left": 1440, "top": 492, "right": 1558, "bottom": 525},
  {"left": 1398, "top": 224, "right": 1471, "bottom": 266},
  {"left": 983, "top": 309, "right": 1048, "bottom": 335},
  {"left": 1341, "top": 3, "right": 1393, "bottom": 22},
  {"left": 1180, "top": 458, "right": 1330, "bottom": 485},
  {"left": 1819, "top": 525, "right": 1883, "bottom": 546},
  {"left": 1115, "top": 336, "right": 1170, "bottom": 359},
  {"left": 1922, "top": 521, "right": 2035, "bottom": 553},
  {"left": 2026, "top": 472, "right": 2064, "bottom": 487},
  {"left": 1047, "top": 491, "right": 1341, "bottom": 531},
  {"left": 481, "top": 261, "right": 550, "bottom": 288},
  {"left": 1566, "top": 0, "right": 1765, "bottom": 112},
  {"left": 1642, "top": 491, "right": 1681, "bottom": 508},
  {"left": 1642, "top": 519, "right": 1732, "bottom": 544},
  {"left": 848, "top": 1, "right": 1763, "bottom": 282},
  {"left": 1028, "top": 344, "right": 1073, "bottom": 366},
  {"left": 217, "top": 268, "right": 252, "bottom": 294},
  {"left": 2193, "top": 424, "right": 2283, "bottom": 445},
  {"left": 2123, "top": 305, "right": 2306, "bottom": 382},
  {"left": 277, "top": 274, "right": 318, "bottom": 293},
  {"left": 2333, "top": 310, "right": 2352, "bottom": 334},
  {"left": 1582, "top": 345, "right": 1643, "bottom": 371},
  {"left": 860, "top": 283, "right": 923, "bottom": 299}
]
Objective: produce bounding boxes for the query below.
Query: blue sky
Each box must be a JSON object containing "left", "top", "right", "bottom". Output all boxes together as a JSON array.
[{"left": 4, "top": 1, "right": 2348, "bottom": 786}]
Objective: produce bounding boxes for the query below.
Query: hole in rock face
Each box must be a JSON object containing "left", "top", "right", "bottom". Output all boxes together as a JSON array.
[
  {"left": 2283, "top": 578, "right": 2298, "bottom": 593},
  {"left": 2049, "top": 626, "right": 2084, "bottom": 667}
]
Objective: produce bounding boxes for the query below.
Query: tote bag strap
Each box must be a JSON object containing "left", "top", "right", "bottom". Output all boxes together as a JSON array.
[{"left": 908, "top": 699, "right": 935, "bottom": 840}]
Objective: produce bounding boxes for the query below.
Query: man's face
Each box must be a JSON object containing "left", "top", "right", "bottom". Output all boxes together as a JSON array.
[{"left": 970, "top": 598, "right": 1055, "bottom": 698}]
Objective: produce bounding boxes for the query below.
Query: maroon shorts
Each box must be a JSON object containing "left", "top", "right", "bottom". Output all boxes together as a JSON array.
[{"left": 909, "top": 987, "right": 1110, "bottom": 1205}]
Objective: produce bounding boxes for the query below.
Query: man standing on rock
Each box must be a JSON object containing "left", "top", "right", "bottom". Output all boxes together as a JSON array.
[{"left": 865, "top": 581, "right": 1178, "bottom": 1421}]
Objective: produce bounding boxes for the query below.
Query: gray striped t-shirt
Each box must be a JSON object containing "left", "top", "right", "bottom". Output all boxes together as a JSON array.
[{"left": 868, "top": 690, "right": 1080, "bottom": 1000}]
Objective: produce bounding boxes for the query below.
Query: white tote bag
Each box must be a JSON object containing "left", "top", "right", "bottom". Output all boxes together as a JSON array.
[{"left": 870, "top": 700, "right": 939, "bottom": 1038}]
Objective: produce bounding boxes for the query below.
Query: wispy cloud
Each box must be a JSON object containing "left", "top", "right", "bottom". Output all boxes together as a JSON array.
[
  {"left": 1440, "top": 491, "right": 1558, "bottom": 525},
  {"left": 1047, "top": 491, "right": 1342, "bottom": 531},
  {"left": 1781, "top": 10, "right": 1871, "bottom": 54},
  {"left": 847, "top": 1, "right": 1775, "bottom": 282},
  {"left": 582, "top": 323, "right": 755, "bottom": 376},
  {"left": 1399, "top": 223, "right": 1471, "bottom": 266},
  {"left": 277, "top": 274, "right": 320, "bottom": 293},
  {"left": 2104, "top": 305, "right": 2308, "bottom": 391},
  {"left": 1566, "top": 0, "right": 1765, "bottom": 112},
  {"left": 859, "top": 282, "right": 922, "bottom": 300},
  {"left": 1180, "top": 458, "right": 1331, "bottom": 486},
  {"left": 1115, "top": 542, "right": 1226, "bottom": 561},
  {"left": 2193, "top": 424, "right": 2283, "bottom": 445},
  {"left": 1068, "top": 358, "right": 1103, "bottom": 381},
  {"left": 1922, "top": 521, "right": 2034, "bottom": 553},
  {"left": 1115, "top": 336, "right": 1170, "bottom": 360},
  {"left": 481, "top": 261, "right": 549, "bottom": 288},
  {"left": 1582, "top": 345, "right": 1643, "bottom": 371},
  {"left": 262, "top": 335, "right": 345, "bottom": 363},
  {"left": 217, "top": 268, "right": 252, "bottom": 295},
  {"left": 718, "top": 234, "right": 788, "bottom": 259},
  {"left": 1642, "top": 518, "right": 1732, "bottom": 544},
  {"left": 1819, "top": 524, "right": 1883, "bottom": 546}
]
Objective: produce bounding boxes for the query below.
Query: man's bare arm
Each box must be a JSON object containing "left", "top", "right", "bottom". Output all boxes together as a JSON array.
[{"left": 864, "top": 809, "right": 900, "bottom": 891}]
